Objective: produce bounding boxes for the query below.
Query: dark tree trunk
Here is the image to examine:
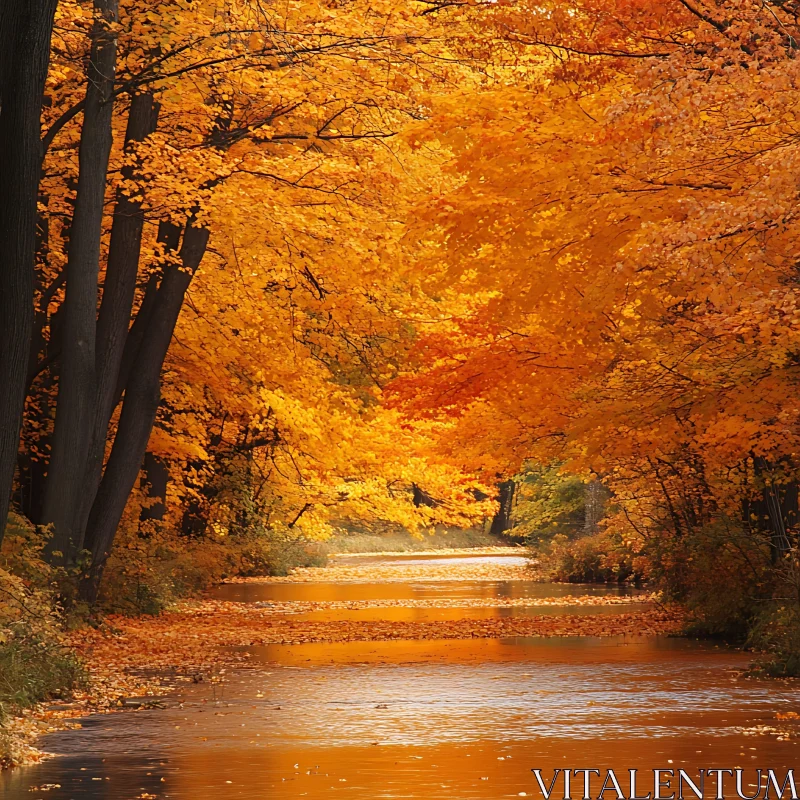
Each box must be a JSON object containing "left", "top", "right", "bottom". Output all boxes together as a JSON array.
[
  {"left": 0, "top": 0, "right": 58, "bottom": 546},
  {"left": 139, "top": 451, "right": 168, "bottom": 524},
  {"left": 80, "top": 219, "right": 209, "bottom": 603},
  {"left": 583, "top": 479, "right": 604, "bottom": 536},
  {"left": 113, "top": 222, "right": 181, "bottom": 405},
  {"left": 73, "top": 92, "right": 160, "bottom": 541},
  {"left": 752, "top": 456, "right": 794, "bottom": 563},
  {"left": 42, "top": 0, "right": 119, "bottom": 560},
  {"left": 412, "top": 483, "right": 440, "bottom": 508},
  {"left": 490, "top": 479, "right": 515, "bottom": 536}
]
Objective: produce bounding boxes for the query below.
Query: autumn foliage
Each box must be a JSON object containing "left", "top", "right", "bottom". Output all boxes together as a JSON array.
[
  {"left": 1, "top": 0, "right": 500, "bottom": 604},
  {"left": 0, "top": 0, "right": 799, "bottom": 646},
  {"left": 393, "top": 1, "right": 800, "bottom": 589}
]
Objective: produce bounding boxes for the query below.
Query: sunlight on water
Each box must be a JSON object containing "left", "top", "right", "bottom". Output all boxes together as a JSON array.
[{"left": 4, "top": 555, "right": 799, "bottom": 800}]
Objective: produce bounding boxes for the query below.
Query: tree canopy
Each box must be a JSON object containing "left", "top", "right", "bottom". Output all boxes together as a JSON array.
[{"left": 2, "top": 0, "right": 800, "bottom": 606}]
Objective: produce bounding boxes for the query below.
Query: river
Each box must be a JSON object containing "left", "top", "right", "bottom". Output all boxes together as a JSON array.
[{"left": 3, "top": 552, "right": 799, "bottom": 799}]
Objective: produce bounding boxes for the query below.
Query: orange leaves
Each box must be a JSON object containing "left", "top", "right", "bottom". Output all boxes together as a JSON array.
[
  {"left": 69, "top": 601, "right": 683, "bottom": 674},
  {"left": 37, "top": 0, "right": 800, "bottom": 548},
  {"left": 383, "top": 0, "right": 800, "bottom": 537}
]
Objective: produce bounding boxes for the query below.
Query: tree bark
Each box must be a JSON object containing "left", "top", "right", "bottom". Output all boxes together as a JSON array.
[
  {"left": 753, "top": 456, "right": 793, "bottom": 563},
  {"left": 72, "top": 92, "right": 160, "bottom": 543},
  {"left": 583, "top": 479, "right": 604, "bottom": 536},
  {"left": 490, "top": 479, "right": 515, "bottom": 536},
  {"left": 42, "top": 0, "right": 119, "bottom": 560},
  {"left": 113, "top": 221, "right": 181, "bottom": 405},
  {"left": 80, "top": 219, "right": 209, "bottom": 603},
  {"left": 0, "top": 0, "right": 59, "bottom": 547}
]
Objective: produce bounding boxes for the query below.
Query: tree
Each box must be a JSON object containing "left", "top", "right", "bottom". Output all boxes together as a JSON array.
[
  {"left": 0, "top": 0, "right": 59, "bottom": 547},
  {"left": 392, "top": 0, "right": 800, "bottom": 558},
  {"left": 13, "top": 0, "right": 494, "bottom": 600},
  {"left": 42, "top": 0, "right": 120, "bottom": 560},
  {"left": 489, "top": 479, "right": 515, "bottom": 536}
]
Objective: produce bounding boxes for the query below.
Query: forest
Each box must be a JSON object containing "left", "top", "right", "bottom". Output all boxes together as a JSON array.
[{"left": 3, "top": 0, "right": 800, "bottom": 782}]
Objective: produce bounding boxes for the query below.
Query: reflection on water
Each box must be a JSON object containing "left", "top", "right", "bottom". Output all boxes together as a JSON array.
[
  {"left": 5, "top": 637, "right": 799, "bottom": 800},
  {"left": 212, "top": 579, "right": 634, "bottom": 604},
  {"left": 333, "top": 553, "right": 531, "bottom": 567},
  {"left": 283, "top": 603, "right": 653, "bottom": 622},
  {"left": 4, "top": 555, "right": 799, "bottom": 800}
]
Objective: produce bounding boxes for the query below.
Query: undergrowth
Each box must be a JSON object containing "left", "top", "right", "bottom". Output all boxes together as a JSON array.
[
  {"left": 534, "top": 513, "right": 800, "bottom": 675},
  {"left": 531, "top": 530, "right": 639, "bottom": 584},
  {"left": 98, "top": 524, "right": 330, "bottom": 615},
  {"left": 0, "top": 517, "right": 87, "bottom": 765}
]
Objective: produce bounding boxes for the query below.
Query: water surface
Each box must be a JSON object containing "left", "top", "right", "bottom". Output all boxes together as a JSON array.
[{"left": 4, "top": 553, "right": 798, "bottom": 800}]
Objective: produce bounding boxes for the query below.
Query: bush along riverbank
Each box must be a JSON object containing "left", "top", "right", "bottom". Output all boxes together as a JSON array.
[
  {"left": 0, "top": 513, "right": 338, "bottom": 767},
  {"left": 0, "top": 555, "right": 85, "bottom": 767},
  {"left": 538, "top": 525, "right": 800, "bottom": 676},
  {"left": 521, "top": 478, "right": 800, "bottom": 677},
  {"left": 500, "top": 464, "right": 800, "bottom": 676}
]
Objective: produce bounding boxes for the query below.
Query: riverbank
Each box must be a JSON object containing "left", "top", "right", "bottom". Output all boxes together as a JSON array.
[
  {"left": 2, "top": 605, "right": 682, "bottom": 769},
  {"left": 2, "top": 550, "right": 678, "bottom": 770}
]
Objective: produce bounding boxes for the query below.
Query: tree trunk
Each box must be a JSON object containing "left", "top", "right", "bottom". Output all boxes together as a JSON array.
[
  {"left": 80, "top": 219, "right": 209, "bottom": 603},
  {"left": 490, "top": 479, "right": 515, "bottom": 536},
  {"left": 72, "top": 92, "right": 160, "bottom": 542},
  {"left": 0, "top": 0, "right": 59, "bottom": 546},
  {"left": 752, "top": 456, "right": 793, "bottom": 563},
  {"left": 113, "top": 222, "right": 181, "bottom": 405},
  {"left": 42, "top": 0, "right": 119, "bottom": 560},
  {"left": 583, "top": 479, "right": 604, "bottom": 536}
]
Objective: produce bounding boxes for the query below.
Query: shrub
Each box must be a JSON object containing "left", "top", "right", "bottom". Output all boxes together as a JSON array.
[
  {"left": 0, "top": 563, "right": 86, "bottom": 723},
  {"left": 0, "top": 626, "right": 85, "bottom": 717},
  {"left": 235, "top": 532, "right": 328, "bottom": 577},
  {"left": 535, "top": 530, "right": 639, "bottom": 584},
  {"left": 748, "top": 603, "right": 800, "bottom": 676},
  {"left": 648, "top": 519, "right": 772, "bottom": 641},
  {"left": 745, "top": 551, "right": 800, "bottom": 675},
  {"left": 97, "top": 522, "right": 330, "bottom": 614}
]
